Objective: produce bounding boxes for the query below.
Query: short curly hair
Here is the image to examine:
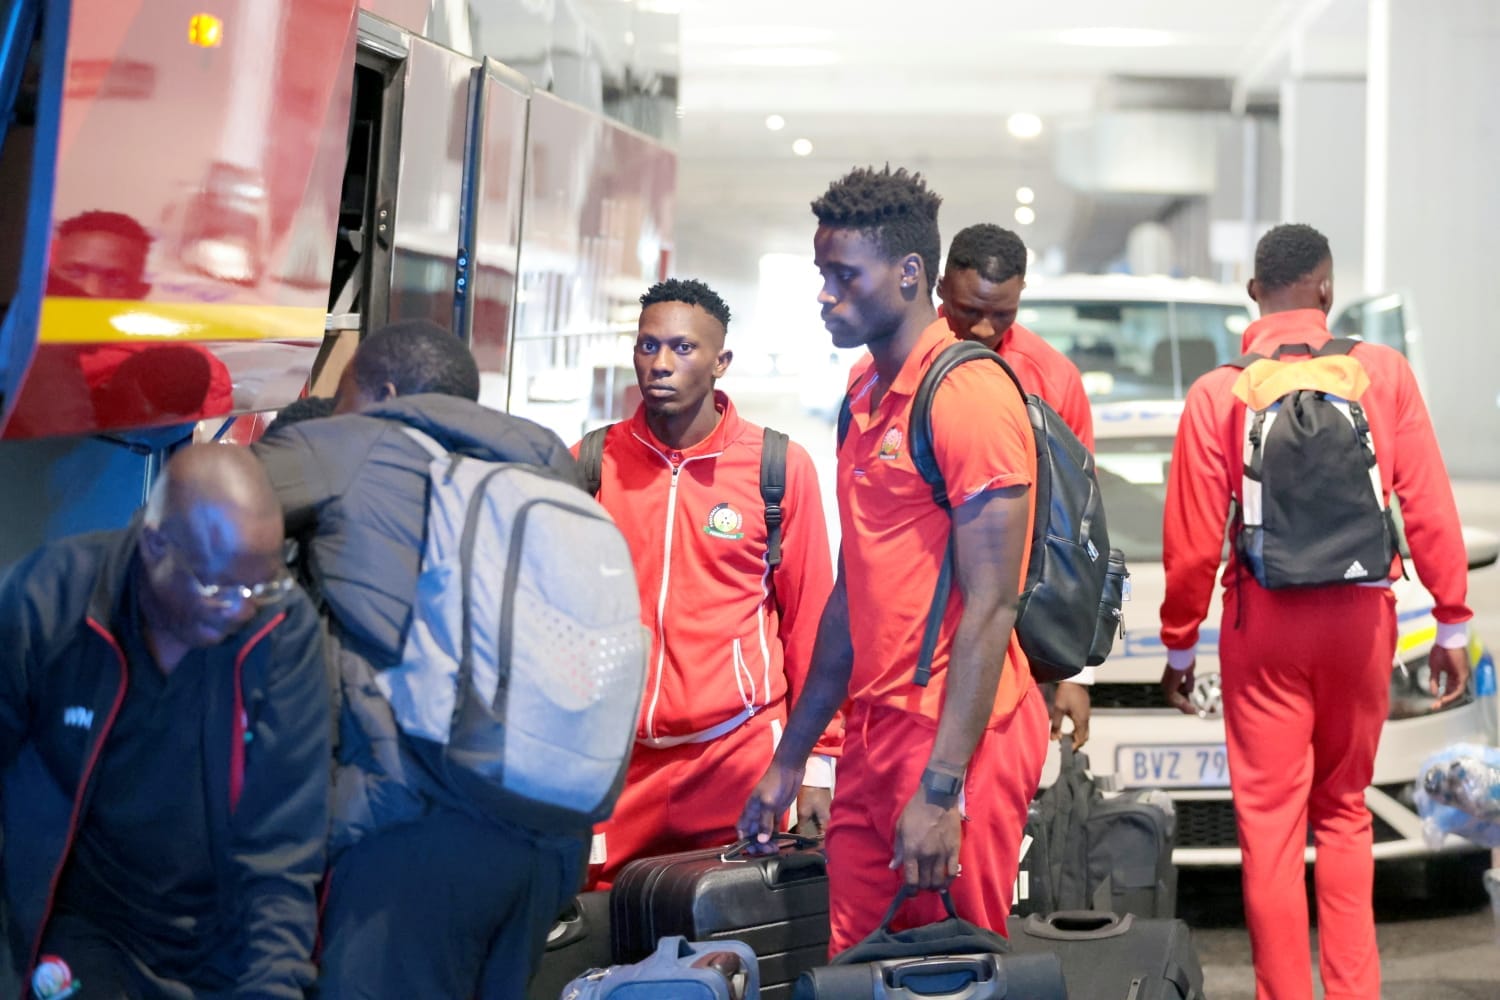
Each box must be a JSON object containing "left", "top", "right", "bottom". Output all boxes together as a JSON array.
[
  {"left": 640, "top": 278, "right": 732, "bottom": 330},
  {"left": 812, "top": 165, "right": 943, "bottom": 293},
  {"left": 1254, "top": 224, "right": 1331, "bottom": 292},
  {"left": 351, "top": 319, "right": 480, "bottom": 402},
  {"left": 946, "top": 224, "right": 1027, "bottom": 285}
]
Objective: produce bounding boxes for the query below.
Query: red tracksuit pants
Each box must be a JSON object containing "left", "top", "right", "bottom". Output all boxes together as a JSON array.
[
  {"left": 824, "top": 688, "right": 1049, "bottom": 955},
  {"left": 1220, "top": 582, "right": 1396, "bottom": 1000},
  {"left": 585, "top": 702, "right": 787, "bottom": 890}
]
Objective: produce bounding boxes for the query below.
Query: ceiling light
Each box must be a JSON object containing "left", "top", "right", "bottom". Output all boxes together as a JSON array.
[
  {"left": 792, "top": 138, "right": 813, "bottom": 157},
  {"left": 1014, "top": 206, "right": 1036, "bottom": 226},
  {"left": 1057, "top": 27, "right": 1175, "bottom": 47},
  {"left": 623, "top": 30, "right": 636, "bottom": 46},
  {"left": 765, "top": 114, "right": 786, "bottom": 132},
  {"left": 722, "top": 47, "right": 839, "bottom": 68},
  {"left": 1007, "top": 113, "right": 1043, "bottom": 140},
  {"left": 1016, "top": 186, "right": 1035, "bottom": 205}
]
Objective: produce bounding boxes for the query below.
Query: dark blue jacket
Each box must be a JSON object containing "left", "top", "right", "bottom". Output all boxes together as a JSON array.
[{"left": 0, "top": 523, "right": 329, "bottom": 999}]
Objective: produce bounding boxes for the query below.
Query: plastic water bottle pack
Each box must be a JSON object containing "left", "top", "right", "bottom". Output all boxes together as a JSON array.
[{"left": 1414, "top": 743, "right": 1500, "bottom": 849}]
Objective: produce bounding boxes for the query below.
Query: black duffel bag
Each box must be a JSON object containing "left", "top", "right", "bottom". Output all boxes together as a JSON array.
[{"left": 792, "top": 888, "right": 1066, "bottom": 1000}]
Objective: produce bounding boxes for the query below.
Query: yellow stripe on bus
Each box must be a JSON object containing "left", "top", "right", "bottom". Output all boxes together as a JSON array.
[{"left": 39, "top": 297, "right": 326, "bottom": 344}]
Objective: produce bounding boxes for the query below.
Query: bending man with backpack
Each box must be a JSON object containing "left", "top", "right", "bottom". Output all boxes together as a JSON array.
[
  {"left": 1159, "top": 224, "right": 1471, "bottom": 1000},
  {"left": 575, "top": 278, "right": 836, "bottom": 888},
  {"left": 253, "top": 320, "right": 612, "bottom": 999},
  {"left": 739, "top": 166, "right": 1049, "bottom": 952}
]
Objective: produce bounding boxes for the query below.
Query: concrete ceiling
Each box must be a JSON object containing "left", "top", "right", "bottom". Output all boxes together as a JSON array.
[{"left": 668, "top": 0, "right": 1370, "bottom": 285}]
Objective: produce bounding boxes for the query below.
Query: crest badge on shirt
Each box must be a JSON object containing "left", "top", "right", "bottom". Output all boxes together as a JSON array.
[
  {"left": 32, "top": 956, "right": 80, "bottom": 1000},
  {"left": 703, "top": 503, "right": 745, "bottom": 540},
  {"left": 878, "top": 426, "right": 904, "bottom": 461}
]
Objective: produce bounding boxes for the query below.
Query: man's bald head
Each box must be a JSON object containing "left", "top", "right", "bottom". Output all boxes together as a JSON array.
[{"left": 139, "top": 445, "right": 288, "bottom": 649}]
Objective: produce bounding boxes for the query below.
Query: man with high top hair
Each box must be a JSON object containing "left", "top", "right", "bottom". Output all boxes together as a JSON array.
[{"left": 740, "top": 167, "right": 1048, "bottom": 952}]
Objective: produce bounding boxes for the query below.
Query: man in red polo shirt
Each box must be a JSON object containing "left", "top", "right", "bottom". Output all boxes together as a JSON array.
[
  {"left": 739, "top": 166, "right": 1049, "bottom": 951},
  {"left": 1159, "top": 224, "right": 1470, "bottom": 999},
  {"left": 938, "top": 223, "right": 1096, "bottom": 749}
]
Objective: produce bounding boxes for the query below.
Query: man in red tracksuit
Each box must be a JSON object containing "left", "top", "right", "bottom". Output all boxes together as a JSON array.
[
  {"left": 938, "top": 223, "right": 1096, "bottom": 750},
  {"left": 1159, "top": 224, "right": 1471, "bottom": 1000},
  {"left": 577, "top": 278, "right": 836, "bottom": 889},
  {"left": 740, "top": 167, "right": 1049, "bottom": 953}
]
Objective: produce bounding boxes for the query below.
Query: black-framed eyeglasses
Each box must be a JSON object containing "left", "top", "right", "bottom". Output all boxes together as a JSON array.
[{"left": 166, "top": 537, "right": 295, "bottom": 610}]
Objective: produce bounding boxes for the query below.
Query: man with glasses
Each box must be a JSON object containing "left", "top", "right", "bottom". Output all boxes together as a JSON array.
[
  {"left": 0, "top": 444, "right": 328, "bottom": 1000},
  {"left": 253, "top": 319, "right": 585, "bottom": 999}
]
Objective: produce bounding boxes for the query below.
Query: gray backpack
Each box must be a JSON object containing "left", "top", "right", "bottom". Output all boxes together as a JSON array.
[{"left": 376, "top": 427, "right": 647, "bottom": 833}]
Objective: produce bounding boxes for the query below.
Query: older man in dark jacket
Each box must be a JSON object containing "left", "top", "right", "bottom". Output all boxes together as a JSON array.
[
  {"left": 0, "top": 445, "right": 327, "bottom": 1000},
  {"left": 253, "top": 320, "right": 588, "bottom": 1000}
]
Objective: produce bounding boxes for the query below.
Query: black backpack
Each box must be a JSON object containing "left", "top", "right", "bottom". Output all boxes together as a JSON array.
[
  {"left": 578, "top": 424, "right": 791, "bottom": 568},
  {"left": 838, "top": 340, "right": 1126, "bottom": 683},
  {"left": 1224, "top": 338, "right": 1396, "bottom": 589}
]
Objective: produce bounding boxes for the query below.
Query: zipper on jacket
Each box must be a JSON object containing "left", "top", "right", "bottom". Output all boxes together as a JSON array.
[
  {"left": 643, "top": 460, "right": 684, "bottom": 739},
  {"left": 28, "top": 620, "right": 130, "bottom": 994}
]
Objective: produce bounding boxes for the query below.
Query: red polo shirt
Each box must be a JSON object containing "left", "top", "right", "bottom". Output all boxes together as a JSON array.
[{"left": 837, "top": 319, "right": 1037, "bottom": 726}]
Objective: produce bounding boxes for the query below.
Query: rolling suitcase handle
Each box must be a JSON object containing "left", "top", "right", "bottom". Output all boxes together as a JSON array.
[
  {"left": 1022, "top": 910, "right": 1134, "bottom": 940},
  {"left": 887, "top": 955, "right": 996, "bottom": 993}
]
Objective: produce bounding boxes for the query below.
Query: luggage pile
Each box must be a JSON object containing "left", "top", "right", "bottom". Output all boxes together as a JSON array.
[{"left": 531, "top": 785, "right": 1205, "bottom": 1000}]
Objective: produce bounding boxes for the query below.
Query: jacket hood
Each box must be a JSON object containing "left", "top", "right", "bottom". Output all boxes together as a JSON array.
[{"left": 364, "top": 394, "right": 581, "bottom": 486}]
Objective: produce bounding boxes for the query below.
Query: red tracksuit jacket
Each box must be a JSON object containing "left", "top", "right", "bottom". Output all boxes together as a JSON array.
[
  {"left": 578, "top": 393, "right": 840, "bottom": 754},
  {"left": 998, "top": 322, "right": 1095, "bottom": 451},
  {"left": 1161, "top": 309, "right": 1471, "bottom": 652}
]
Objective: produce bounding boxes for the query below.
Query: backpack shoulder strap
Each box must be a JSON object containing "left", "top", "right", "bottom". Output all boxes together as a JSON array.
[
  {"left": 1317, "top": 337, "right": 1361, "bottom": 357},
  {"left": 907, "top": 341, "right": 1025, "bottom": 688},
  {"left": 760, "top": 427, "right": 789, "bottom": 570},
  {"left": 909, "top": 340, "right": 1022, "bottom": 509},
  {"left": 1225, "top": 351, "right": 1266, "bottom": 370},
  {"left": 835, "top": 387, "right": 855, "bottom": 448},
  {"left": 578, "top": 425, "right": 611, "bottom": 497}
]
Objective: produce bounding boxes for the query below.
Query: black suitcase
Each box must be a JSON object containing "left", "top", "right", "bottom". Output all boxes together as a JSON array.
[
  {"left": 527, "top": 891, "right": 614, "bottom": 1000},
  {"left": 611, "top": 835, "right": 830, "bottom": 1000},
  {"left": 792, "top": 952, "right": 1067, "bottom": 999},
  {"left": 1005, "top": 911, "right": 1205, "bottom": 1000}
]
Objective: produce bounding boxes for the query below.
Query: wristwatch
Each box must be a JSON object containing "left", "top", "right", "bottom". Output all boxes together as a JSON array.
[{"left": 920, "top": 768, "right": 963, "bottom": 809}]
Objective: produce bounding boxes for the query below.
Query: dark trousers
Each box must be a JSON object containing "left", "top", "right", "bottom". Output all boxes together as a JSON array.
[
  {"left": 35, "top": 913, "right": 232, "bottom": 1000},
  {"left": 318, "top": 807, "right": 585, "bottom": 1000}
]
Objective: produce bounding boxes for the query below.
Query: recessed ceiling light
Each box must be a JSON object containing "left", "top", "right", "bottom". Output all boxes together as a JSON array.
[
  {"left": 765, "top": 114, "right": 786, "bottom": 132},
  {"left": 1016, "top": 186, "right": 1035, "bottom": 205},
  {"left": 1007, "top": 113, "right": 1043, "bottom": 140},
  {"left": 1057, "top": 27, "right": 1175, "bottom": 47},
  {"left": 1014, "top": 206, "right": 1036, "bottom": 226},
  {"left": 792, "top": 138, "right": 813, "bottom": 157}
]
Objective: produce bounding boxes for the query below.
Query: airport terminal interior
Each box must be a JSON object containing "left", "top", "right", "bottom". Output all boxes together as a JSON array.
[{"left": 0, "top": 1, "right": 1497, "bottom": 998}]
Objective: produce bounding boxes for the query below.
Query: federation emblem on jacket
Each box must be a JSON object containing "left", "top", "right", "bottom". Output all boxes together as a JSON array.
[
  {"left": 878, "top": 425, "right": 904, "bottom": 461},
  {"left": 704, "top": 503, "right": 745, "bottom": 540},
  {"left": 32, "top": 956, "right": 80, "bottom": 1000}
]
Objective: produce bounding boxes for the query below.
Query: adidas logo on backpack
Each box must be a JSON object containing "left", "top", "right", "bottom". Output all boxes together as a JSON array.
[{"left": 1229, "top": 338, "right": 1396, "bottom": 589}]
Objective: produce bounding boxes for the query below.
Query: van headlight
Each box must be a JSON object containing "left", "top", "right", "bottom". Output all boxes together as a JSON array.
[{"left": 1388, "top": 653, "right": 1473, "bottom": 720}]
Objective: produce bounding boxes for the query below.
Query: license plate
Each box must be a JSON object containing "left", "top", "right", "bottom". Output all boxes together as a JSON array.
[{"left": 1115, "top": 744, "right": 1231, "bottom": 789}]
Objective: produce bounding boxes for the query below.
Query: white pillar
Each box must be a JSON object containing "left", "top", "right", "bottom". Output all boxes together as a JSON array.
[
  {"left": 1281, "top": 77, "right": 1366, "bottom": 305},
  {"left": 1366, "top": 0, "right": 1500, "bottom": 477}
]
